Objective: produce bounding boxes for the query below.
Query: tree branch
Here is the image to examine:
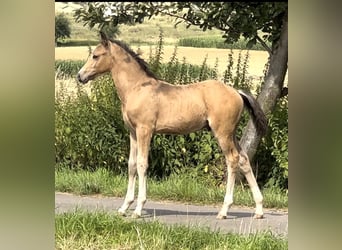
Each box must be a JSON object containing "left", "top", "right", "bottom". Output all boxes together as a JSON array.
[
  {"left": 159, "top": 11, "right": 199, "bottom": 27},
  {"left": 256, "top": 35, "right": 272, "bottom": 55},
  {"left": 161, "top": 8, "right": 272, "bottom": 55}
]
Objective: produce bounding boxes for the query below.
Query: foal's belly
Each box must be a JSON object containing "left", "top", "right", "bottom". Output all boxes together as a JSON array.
[
  {"left": 154, "top": 91, "right": 209, "bottom": 134},
  {"left": 155, "top": 121, "right": 208, "bottom": 134},
  {"left": 155, "top": 110, "right": 208, "bottom": 134}
]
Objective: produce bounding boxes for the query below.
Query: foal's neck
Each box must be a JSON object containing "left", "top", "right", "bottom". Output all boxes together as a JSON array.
[
  {"left": 110, "top": 58, "right": 151, "bottom": 103},
  {"left": 108, "top": 42, "right": 157, "bottom": 103}
]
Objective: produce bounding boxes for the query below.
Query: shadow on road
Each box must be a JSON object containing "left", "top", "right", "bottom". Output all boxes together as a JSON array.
[{"left": 142, "top": 208, "right": 253, "bottom": 218}]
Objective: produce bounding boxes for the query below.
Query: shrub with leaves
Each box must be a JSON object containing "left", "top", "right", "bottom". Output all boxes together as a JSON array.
[
  {"left": 254, "top": 96, "right": 288, "bottom": 188},
  {"left": 55, "top": 75, "right": 129, "bottom": 173}
]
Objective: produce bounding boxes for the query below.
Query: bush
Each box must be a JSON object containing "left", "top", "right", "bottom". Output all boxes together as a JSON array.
[
  {"left": 55, "top": 75, "right": 129, "bottom": 173},
  {"left": 255, "top": 96, "right": 288, "bottom": 188}
]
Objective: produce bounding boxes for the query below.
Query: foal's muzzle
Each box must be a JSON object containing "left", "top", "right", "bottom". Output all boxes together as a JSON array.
[{"left": 76, "top": 73, "right": 88, "bottom": 84}]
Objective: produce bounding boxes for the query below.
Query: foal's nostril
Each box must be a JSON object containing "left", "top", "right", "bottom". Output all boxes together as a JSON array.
[
  {"left": 77, "top": 73, "right": 89, "bottom": 84},
  {"left": 76, "top": 73, "right": 81, "bottom": 82},
  {"left": 77, "top": 73, "right": 86, "bottom": 83}
]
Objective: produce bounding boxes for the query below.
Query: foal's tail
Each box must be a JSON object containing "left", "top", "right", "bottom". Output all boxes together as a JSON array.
[{"left": 238, "top": 90, "right": 268, "bottom": 137}]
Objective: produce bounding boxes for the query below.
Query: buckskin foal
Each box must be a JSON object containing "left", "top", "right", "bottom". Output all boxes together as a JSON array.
[{"left": 77, "top": 32, "right": 267, "bottom": 219}]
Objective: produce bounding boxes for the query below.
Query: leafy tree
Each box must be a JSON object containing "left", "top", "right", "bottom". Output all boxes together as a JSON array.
[
  {"left": 55, "top": 13, "right": 71, "bottom": 45},
  {"left": 74, "top": 2, "right": 288, "bottom": 161},
  {"left": 101, "top": 23, "right": 121, "bottom": 39}
]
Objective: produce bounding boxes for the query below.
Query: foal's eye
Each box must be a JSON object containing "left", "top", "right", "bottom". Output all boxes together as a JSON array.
[{"left": 92, "top": 55, "right": 99, "bottom": 60}]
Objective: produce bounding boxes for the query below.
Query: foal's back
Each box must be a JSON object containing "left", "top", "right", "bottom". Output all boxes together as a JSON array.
[{"left": 153, "top": 79, "right": 244, "bottom": 134}]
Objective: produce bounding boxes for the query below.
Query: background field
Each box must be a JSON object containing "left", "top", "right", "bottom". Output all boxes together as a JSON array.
[
  {"left": 55, "top": 46, "right": 269, "bottom": 80},
  {"left": 55, "top": 2, "right": 288, "bottom": 83}
]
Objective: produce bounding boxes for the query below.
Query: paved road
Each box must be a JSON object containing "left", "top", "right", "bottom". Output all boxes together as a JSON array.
[{"left": 55, "top": 192, "right": 288, "bottom": 236}]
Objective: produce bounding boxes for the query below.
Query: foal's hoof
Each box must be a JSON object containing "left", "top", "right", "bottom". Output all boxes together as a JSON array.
[
  {"left": 117, "top": 209, "right": 127, "bottom": 217},
  {"left": 216, "top": 214, "right": 227, "bottom": 220},
  {"left": 131, "top": 212, "right": 141, "bottom": 219},
  {"left": 253, "top": 213, "right": 264, "bottom": 219}
]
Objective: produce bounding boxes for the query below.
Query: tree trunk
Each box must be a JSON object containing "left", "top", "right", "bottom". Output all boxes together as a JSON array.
[{"left": 239, "top": 13, "right": 288, "bottom": 161}]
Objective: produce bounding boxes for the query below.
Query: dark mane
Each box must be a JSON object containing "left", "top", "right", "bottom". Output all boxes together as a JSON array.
[{"left": 109, "top": 39, "right": 159, "bottom": 80}]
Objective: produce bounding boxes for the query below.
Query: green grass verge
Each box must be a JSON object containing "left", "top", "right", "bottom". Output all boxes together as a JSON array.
[
  {"left": 55, "top": 168, "right": 288, "bottom": 209},
  {"left": 55, "top": 211, "right": 288, "bottom": 249}
]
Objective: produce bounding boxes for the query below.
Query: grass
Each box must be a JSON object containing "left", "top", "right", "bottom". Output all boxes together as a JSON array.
[
  {"left": 178, "top": 36, "right": 269, "bottom": 51},
  {"left": 55, "top": 168, "right": 288, "bottom": 209},
  {"left": 55, "top": 211, "right": 288, "bottom": 249}
]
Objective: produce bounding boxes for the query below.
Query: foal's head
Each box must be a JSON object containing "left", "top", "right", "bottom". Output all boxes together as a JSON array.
[{"left": 77, "top": 32, "right": 112, "bottom": 84}]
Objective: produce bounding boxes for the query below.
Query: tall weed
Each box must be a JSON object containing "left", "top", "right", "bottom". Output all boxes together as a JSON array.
[{"left": 55, "top": 60, "right": 85, "bottom": 78}]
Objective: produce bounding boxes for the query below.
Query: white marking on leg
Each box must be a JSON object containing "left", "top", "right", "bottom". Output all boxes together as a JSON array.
[
  {"left": 118, "top": 133, "right": 137, "bottom": 215},
  {"left": 217, "top": 167, "right": 236, "bottom": 219},
  {"left": 132, "top": 127, "right": 151, "bottom": 218},
  {"left": 239, "top": 151, "right": 264, "bottom": 218},
  {"left": 132, "top": 156, "right": 148, "bottom": 218},
  {"left": 246, "top": 173, "right": 264, "bottom": 218},
  {"left": 118, "top": 173, "right": 136, "bottom": 214}
]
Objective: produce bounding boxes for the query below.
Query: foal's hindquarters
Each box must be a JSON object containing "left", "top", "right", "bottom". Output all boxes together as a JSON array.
[{"left": 202, "top": 83, "right": 264, "bottom": 219}]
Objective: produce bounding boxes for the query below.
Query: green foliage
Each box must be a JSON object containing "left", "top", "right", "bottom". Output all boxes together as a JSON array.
[
  {"left": 73, "top": 2, "right": 287, "bottom": 52},
  {"left": 100, "top": 22, "right": 121, "bottom": 39},
  {"left": 149, "top": 28, "right": 164, "bottom": 78},
  {"left": 270, "top": 97, "right": 288, "bottom": 183},
  {"left": 149, "top": 32, "right": 217, "bottom": 85},
  {"left": 55, "top": 75, "right": 129, "bottom": 173},
  {"left": 255, "top": 96, "right": 288, "bottom": 188},
  {"left": 55, "top": 13, "right": 71, "bottom": 44},
  {"left": 223, "top": 50, "right": 253, "bottom": 92}
]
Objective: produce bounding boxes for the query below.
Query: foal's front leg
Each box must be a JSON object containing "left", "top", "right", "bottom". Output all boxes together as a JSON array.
[
  {"left": 132, "top": 126, "right": 152, "bottom": 218},
  {"left": 118, "top": 133, "right": 137, "bottom": 215}
]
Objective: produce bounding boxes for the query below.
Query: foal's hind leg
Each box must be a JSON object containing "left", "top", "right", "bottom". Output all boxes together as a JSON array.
[
  {"left": 238, "top": 151, "right": 264, "bottom": 219},
  {"left": 216, "top": 134, "right": 240, "bottom": 219}
]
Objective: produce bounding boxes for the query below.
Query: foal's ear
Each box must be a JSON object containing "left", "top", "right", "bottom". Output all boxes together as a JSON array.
[{"left": 100, "top": 31, "right": 109, "bottom": 48}]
